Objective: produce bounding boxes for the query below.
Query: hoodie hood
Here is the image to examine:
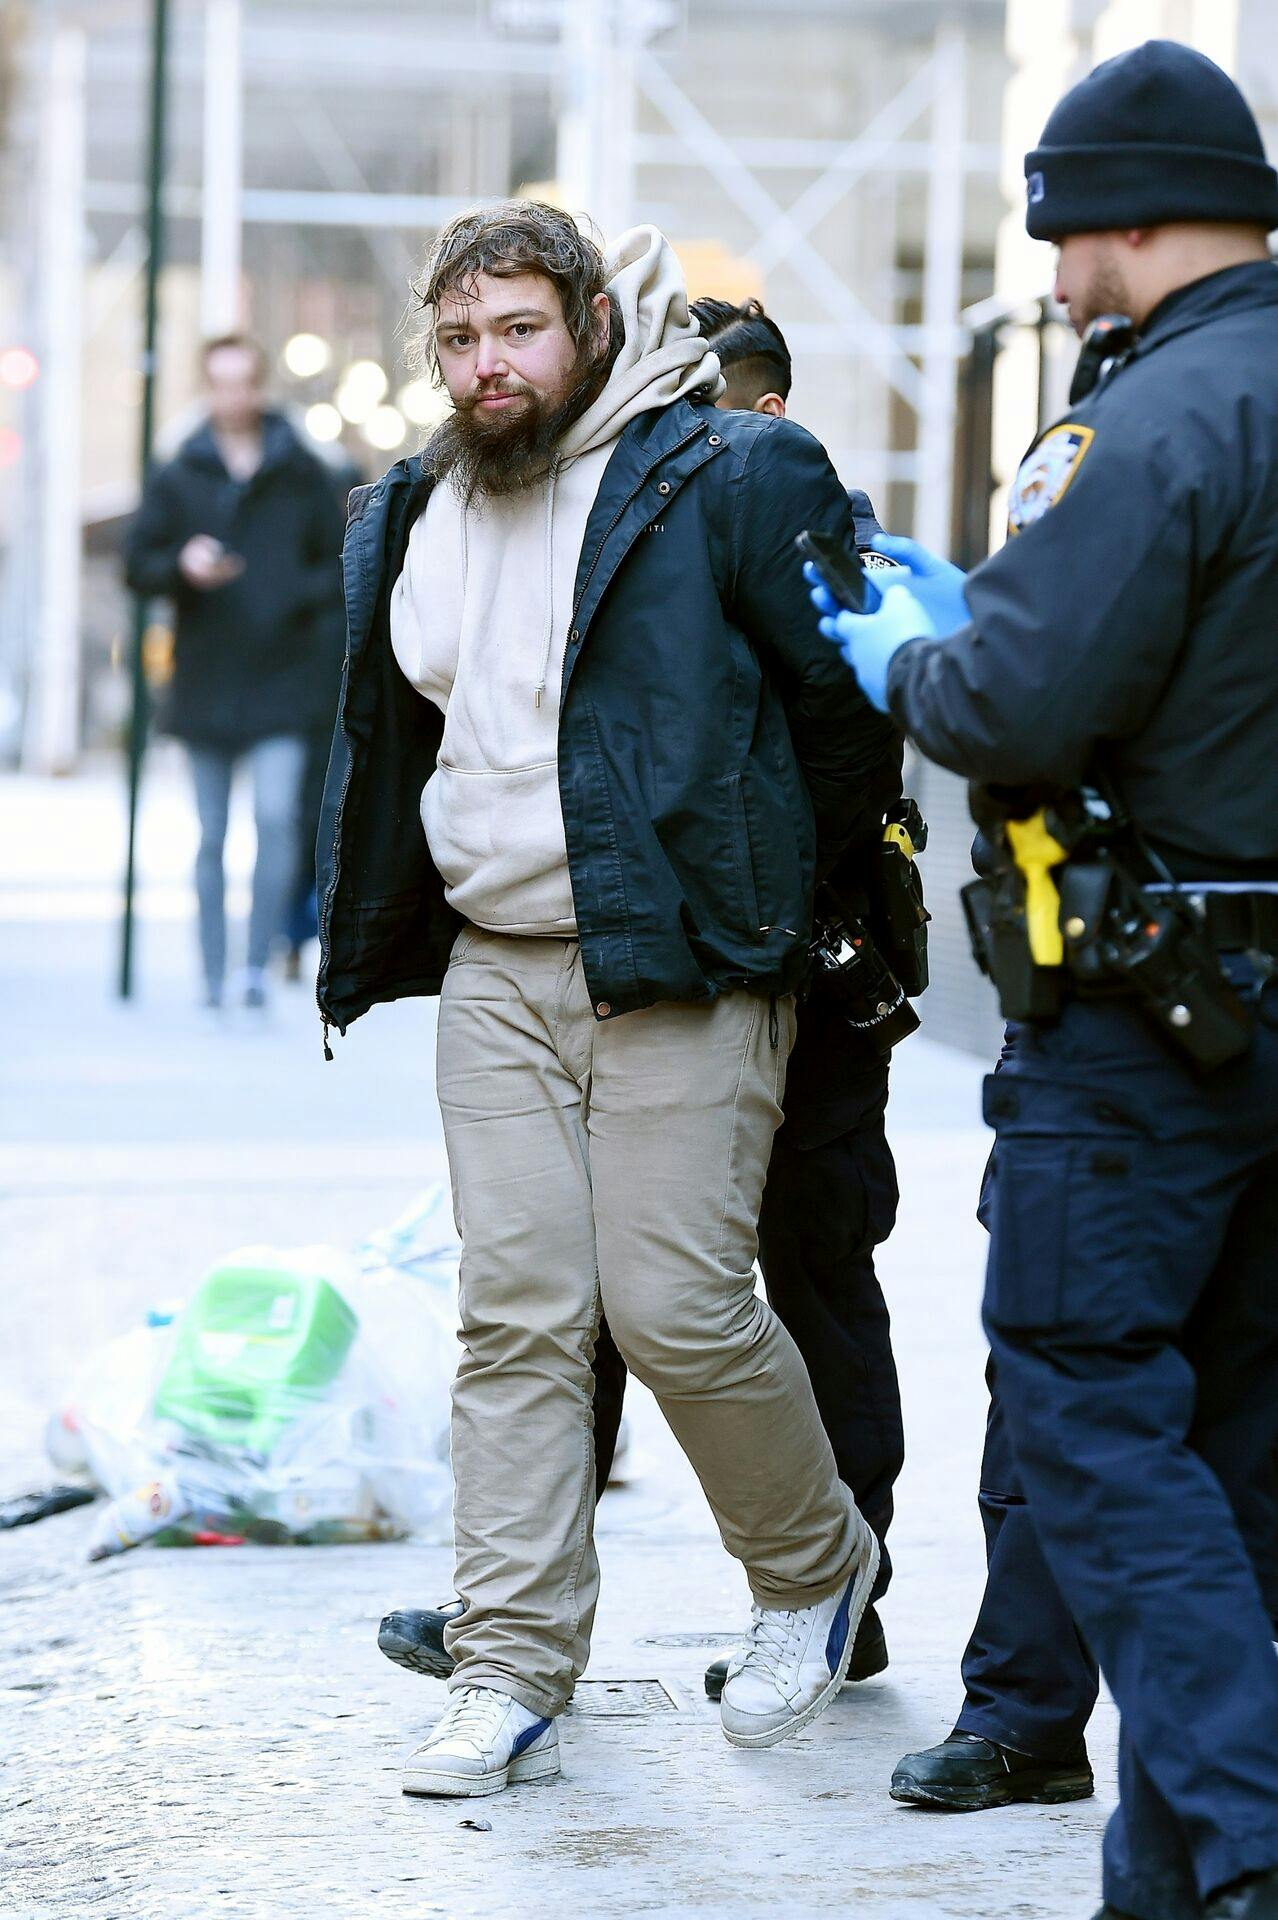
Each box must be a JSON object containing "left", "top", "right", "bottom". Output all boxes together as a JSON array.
[{"left": 558, "top": 225, "right": 724, "bottom": 464}]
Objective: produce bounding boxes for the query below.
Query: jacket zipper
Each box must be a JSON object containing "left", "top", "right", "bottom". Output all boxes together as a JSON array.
[
  {"left": 568, "top": 421, "right": 709, "bottom": 641},
  {"left": 316, "top": 721, "right": 354, "bottom": 1057},
  {"left": 562, "top": 419, "right": 715, "bottom": 1007},
  {"left": 315, "top": 486, "right": 392, "bottom": 1055}
]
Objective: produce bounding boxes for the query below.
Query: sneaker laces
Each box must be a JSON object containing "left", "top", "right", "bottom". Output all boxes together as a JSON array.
[
  {"left": 735, "top": 1604, "right": 802, "bottom": 1679},
  {"left": 428, "top": 1686, "right": 510, "bottom": 1749}
]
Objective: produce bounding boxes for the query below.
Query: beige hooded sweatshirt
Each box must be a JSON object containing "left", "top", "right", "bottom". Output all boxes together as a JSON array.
[{"left": 389, "top": 225, "right": 722, "bottom": 936}]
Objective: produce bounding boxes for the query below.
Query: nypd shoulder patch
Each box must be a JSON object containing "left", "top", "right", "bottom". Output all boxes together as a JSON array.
[{"left": 1007, "top": 423, "right": 1095, "bottom": 536}]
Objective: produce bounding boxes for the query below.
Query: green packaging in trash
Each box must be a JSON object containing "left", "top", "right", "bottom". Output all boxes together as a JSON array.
[{"left": 152, "top": 1257, "right": 359, "bottom": 1455}]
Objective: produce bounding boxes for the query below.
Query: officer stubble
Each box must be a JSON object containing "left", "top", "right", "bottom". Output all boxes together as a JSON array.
[{"left": 1052, "top": 219, "right": 1270, "bottom": 338}]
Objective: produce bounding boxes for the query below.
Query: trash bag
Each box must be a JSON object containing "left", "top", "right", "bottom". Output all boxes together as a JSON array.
[{"left": 54, "top": 1187, "right": 462, "bottom": 1560}]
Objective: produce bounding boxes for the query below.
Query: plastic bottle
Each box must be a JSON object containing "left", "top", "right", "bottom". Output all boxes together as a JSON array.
[{"left": 87, "top": 1475, "right": 192, "bottom": 1561}]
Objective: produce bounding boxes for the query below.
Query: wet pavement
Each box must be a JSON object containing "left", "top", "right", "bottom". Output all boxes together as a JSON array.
[{"left": 0, "top": 757, "right": 1118, "bottom": 1918}]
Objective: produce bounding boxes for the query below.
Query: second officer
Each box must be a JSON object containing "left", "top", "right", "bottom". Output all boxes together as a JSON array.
[{"left": 817, "top": 39, "right": 1278, "bottom": 1920}]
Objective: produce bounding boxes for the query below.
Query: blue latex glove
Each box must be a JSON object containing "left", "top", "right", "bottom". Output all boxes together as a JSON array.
[
  {"left": 866, "top": 533, "right": 970, "bottom": 636},
  {"left": 806, "top": 565, "right": 937, "bottom": 712}
]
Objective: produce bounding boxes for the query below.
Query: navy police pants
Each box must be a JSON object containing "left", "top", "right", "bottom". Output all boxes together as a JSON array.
[
  {"left": 955, "top": 1351, "right": 1099, "bottom": 1759},
  {"left": 956, "top": 1355, "right": 1278, "bottom": 1765},
  {"left": 983, "top": 987, "right": 1278, "bottom": 1920}
]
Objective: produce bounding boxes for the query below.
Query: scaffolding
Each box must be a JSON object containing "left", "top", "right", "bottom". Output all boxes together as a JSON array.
[{"left": 1, "top": 0, "right": 1003, "bottom": 773}]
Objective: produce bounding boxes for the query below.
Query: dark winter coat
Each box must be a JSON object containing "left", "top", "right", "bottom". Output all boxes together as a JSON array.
[
  {"left": 317, "top": 396, "right": 901, "bottom": 1039},
  {"left": 125, "top": 412, "right": 346, "bottom": 749},
  {"left": 888, "top": 261, "right": 1278, "bottom": 881}
]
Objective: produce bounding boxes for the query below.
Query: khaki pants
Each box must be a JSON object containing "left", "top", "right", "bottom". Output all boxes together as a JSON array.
[{"left": 437, "top": 929, "right": 861, "bottom": 1717}]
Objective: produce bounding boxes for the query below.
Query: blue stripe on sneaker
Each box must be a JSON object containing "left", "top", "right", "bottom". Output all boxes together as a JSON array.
[
  {"left": 510, "top": 1717, "right": 552, "bottom": 1758},
  {"left": 824, "top": 1575, "right": 854, "bottom": 1674}
]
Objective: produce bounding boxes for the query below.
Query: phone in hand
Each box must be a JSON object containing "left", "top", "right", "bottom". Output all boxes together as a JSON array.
[
  {"left": 795, "top": 529, "right": 872, "bottom": 614},
  {"left": 208, "top": 540, "right": 246, "bottom": 581}
]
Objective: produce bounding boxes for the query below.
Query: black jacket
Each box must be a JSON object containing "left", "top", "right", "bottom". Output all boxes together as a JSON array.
[
  {"left": 888, "top": 261, "right": 1278, "bottom": 881},
  {"left": 317, "top": 397, "right": 900, "bottom": 1037},
  {"left": 125, "top": 412, "right": 346, "bottom": 749}
]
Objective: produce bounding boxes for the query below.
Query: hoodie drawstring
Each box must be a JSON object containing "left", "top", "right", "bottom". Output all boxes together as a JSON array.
[
  {"left": 455, "top": 457, "right": 560, "bottom": 712},
  {"left": 533, "top": 456, "right": 559, "bottom": 709}
]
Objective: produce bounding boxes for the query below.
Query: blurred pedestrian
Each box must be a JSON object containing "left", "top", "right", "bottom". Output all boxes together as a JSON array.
[
  {"left": 820, "top": 41, "right": 1278, "bottom": 1920},
  {"left": 125, "top": 335, "right": 344, "bottom": 1009},
  {"left": 319, "top": 203, "right": 900, "bottom": 1795}
]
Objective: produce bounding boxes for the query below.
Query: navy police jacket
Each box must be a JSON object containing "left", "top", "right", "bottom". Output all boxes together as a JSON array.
[
  {"left": 888, "top": 261, "right": 1278, "bottom": 881},
  {"left": 317, "top": 396, "right": 900, "bottom": 1037}
]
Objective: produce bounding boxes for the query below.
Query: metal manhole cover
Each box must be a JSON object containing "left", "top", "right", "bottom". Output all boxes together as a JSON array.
[
  {"left": 637, "top": 1632, "right": 737, "bottom": 1650},
  {"left": 566, "top": 1679, "right": 679, "bottom": 1716}
]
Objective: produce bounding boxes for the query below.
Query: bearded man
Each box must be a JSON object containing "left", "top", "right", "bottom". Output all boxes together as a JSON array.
[{"left": 317, "top": 203, "right": 901, "bottom": 1796}]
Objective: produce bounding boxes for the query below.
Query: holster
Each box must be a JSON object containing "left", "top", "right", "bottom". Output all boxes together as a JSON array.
[
  {"left": 961, "top": 784, "right": 1253, "bottom": 1071},
  {"left": 961, "top": 870, "right": 1064, "bottom": 1020}
]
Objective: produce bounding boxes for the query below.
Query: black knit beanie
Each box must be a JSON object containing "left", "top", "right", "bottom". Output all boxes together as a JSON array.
[{"left": 1025, "top": 39, "right": 1278, "bottom": 240}]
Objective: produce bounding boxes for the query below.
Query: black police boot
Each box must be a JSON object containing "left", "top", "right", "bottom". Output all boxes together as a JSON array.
[
  {"left": 1207, "top": 1869, "right": 1278, "bottom": 1918},
  {"left": 890, "top": 1729, "right": 1094, "bottom": 1811},
  {"left": 703, "top": 1602, "right": 888, "bottom": 1699},
  {"left": 377, "top": 1600, "right": 464, "bottom": 1679}
]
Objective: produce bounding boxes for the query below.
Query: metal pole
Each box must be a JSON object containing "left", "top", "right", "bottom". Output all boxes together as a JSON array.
[
  {"left": 599, "top": 3, "right": 637, "bottom": 240},
  {"left": 22, "top": 20, "right": 86, "bottom": 775},
  {"left": 916, "top": 23, "right": 967, "bottom": 556},
  {"left": 119, "top": 0, "right": 171, "bottom": 1000},
  {"left": 200, "top": 0, "right": 243, "bottom": 336},
  {"left": 555, "top": 0, "right": 600, "bottom": 216}
]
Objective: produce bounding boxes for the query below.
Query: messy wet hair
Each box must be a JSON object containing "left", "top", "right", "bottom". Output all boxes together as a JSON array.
[{"left": 408, "top": 200, "right": 616, "bottom": 383}]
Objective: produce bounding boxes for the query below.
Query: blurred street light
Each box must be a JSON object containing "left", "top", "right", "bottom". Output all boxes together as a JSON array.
[
  {"left": 0, "top": 428, "right": 21, "bottom": 468},
  {"left": 283, "top": 331, "right": 331, "bottom": 379},
  {"left": 398, "top": 377, "right": 450, "bottom": 430},
  {"left": 335, "top": 359, "right": 388, "bottom": 424},
  {"left": 362, "top": 404, "right": 407, "bottom": 451},
  {"left": 304, "top": 401, "right": 344, "bottom": 443},
  {"left": 0, "top": 346, "right": 39, "bottom": 390}
]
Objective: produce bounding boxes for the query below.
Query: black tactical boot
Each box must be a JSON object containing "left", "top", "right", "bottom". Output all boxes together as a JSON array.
[
  {"left": 704, "top": 1602, "right": 888, "bottom": 1699},
  {"left": 378, "top": 1600, "right": 464, "bottom": 1679},
  {"left": 891, "top": 1729, "right": 1094, "bottom": 1811}
]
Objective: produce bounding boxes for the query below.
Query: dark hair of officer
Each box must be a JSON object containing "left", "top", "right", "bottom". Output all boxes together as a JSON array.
[{"left": 690, "top": 296, "right": 792, "bottom": 412}]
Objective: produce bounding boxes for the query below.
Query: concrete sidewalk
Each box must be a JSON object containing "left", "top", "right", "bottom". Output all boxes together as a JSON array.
[{"left": 0, "top": 759, "right": 1116, "bottom": 1919}]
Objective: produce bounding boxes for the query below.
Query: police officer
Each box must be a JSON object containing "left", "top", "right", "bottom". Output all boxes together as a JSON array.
[{"left": 814, "top": 40, "right": 1278, "bottom": 1920}]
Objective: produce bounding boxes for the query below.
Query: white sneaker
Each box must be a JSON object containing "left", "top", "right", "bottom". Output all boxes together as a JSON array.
[
  {"left": 720, "top": 1512, "right": 881, "bottom": 1749},
  {"left": 402, "top": 1685, "right": 560, "bottom": 1798}
]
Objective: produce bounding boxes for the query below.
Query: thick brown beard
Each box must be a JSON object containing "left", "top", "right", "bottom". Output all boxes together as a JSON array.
[{"left": 430, "top": 334, "right": 614, "bottom": 507}]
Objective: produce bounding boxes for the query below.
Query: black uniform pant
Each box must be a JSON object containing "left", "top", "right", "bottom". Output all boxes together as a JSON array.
[
  {"left": 983, "top": 987, "right": 1278, "bottom": 1920},
  {"left": 954, "top": 1355, "right": 1099, "bottom": 1760},
  {"left": 956, "top": 1370, "right": 1278, "bottom": 1767},
  {"left": 588, "top": 1076, "right": 904, "bottom": 1593}
]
